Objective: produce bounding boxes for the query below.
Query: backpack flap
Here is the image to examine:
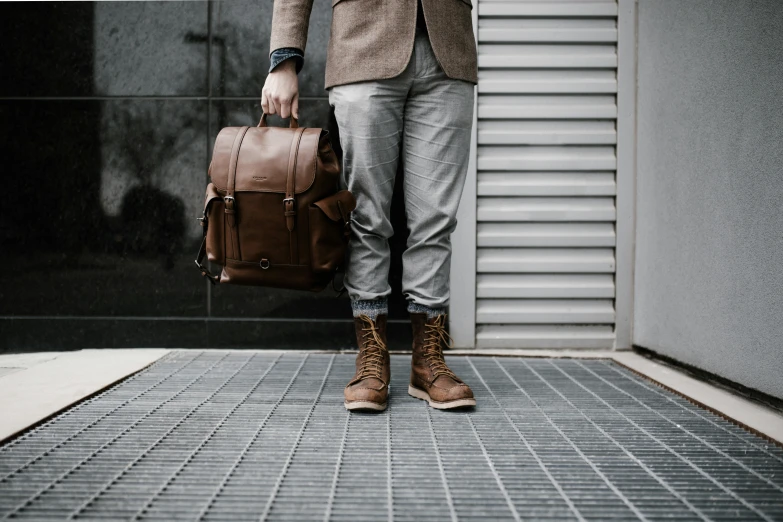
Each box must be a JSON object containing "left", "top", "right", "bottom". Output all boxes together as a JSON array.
[{"left": 208, "top": 126, "right": 320, "bottom": 194}]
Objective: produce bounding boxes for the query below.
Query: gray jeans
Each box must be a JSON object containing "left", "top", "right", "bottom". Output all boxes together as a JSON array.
[{"left": 328, "top": 27, "right": 475, "bottom": 309}]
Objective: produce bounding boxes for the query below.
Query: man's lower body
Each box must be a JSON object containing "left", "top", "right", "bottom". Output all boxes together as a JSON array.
[{"left": 328, "top": 27, "right": 476, "bottom": 411}]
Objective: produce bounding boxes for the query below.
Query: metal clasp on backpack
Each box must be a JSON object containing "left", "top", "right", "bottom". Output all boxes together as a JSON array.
[
  {"left": 196, "top": 207, "right": 209, "bottom": 226},
  {"left": 283, "top": 197, "right": 295, "bottom": 204},
  {"left": 195, "top": 260, "right": 218, "bottom": 285}
]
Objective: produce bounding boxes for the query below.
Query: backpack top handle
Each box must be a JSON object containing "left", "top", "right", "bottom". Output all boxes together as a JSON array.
[{"left": 257, "top": 112, "right": 299, "bottom": 129}]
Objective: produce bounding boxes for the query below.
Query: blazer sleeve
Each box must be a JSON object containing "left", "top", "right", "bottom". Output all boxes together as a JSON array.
[{"left": 269, "top": 0, "right": 315, "bottom": 57}]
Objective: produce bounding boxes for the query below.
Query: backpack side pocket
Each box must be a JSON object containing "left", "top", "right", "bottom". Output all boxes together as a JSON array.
[
  {"left": 309, "top": 190, "right": 356, "bottom": 273},
  {"left": 204, "top": 183, "right": 225, "bottom": 266}
]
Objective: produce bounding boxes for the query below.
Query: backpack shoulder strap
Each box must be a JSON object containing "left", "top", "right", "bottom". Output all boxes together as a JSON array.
[{"left": 284, "top": 126, "right": 306, "bottom": 264}]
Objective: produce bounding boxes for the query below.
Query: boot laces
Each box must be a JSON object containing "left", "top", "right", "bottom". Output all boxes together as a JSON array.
[
  {"left": 356, "top": 314, "right": 387, "bottom": 381},
  {"left": 422, "top": 314, "right": 459, "bottom": 381}
]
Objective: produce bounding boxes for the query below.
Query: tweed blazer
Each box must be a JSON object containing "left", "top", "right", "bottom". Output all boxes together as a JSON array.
[{"left": 269, "top": 0, "right": 478, "bottom": 89}]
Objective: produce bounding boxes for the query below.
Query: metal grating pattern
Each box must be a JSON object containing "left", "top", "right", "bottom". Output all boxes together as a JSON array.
[{"left": 1, "top": 351, "right": 782, "bottom": 521}]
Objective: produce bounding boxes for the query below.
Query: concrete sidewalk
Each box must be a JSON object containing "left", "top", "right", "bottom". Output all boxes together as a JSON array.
[{"left": 0, "top": 349, "right": 168, "bottom": 442}]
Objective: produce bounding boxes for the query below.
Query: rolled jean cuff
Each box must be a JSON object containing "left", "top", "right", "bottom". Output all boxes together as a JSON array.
[
  {"left": 268, "top": 48, "right": 304, "bottom": 74},
  {"left": 407, "top": 302, "right": 446, "bottom": 319},
  {"left": 351, "top": 298, "right": 388, "bottom": 320}
]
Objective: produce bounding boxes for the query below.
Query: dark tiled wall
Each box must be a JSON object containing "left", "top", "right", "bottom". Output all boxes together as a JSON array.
[{"left": 0, "top": 1, "right": 411, "bottom": 350}]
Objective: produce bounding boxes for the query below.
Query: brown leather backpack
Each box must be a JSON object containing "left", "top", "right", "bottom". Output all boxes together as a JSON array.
[{"left": 195, "top": 114, "right": 355, "bottom": 292}]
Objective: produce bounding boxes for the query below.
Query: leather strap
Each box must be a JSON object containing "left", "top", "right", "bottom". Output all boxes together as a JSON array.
[
  {"left": 285, "top": 126, "right": 306, "bottom": 264},
  {"left": 195, "top": 237, "right": 219, "bottom": 285},
  {"left": 194, "top": 195, "right": 222, "bottom": 285},
  {"left": 225, "top": 126, "right": 249, "bottom": 259}
]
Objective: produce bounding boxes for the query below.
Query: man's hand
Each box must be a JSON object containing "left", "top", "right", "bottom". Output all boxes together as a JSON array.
[{"left": 261, "top": 59, "right": 299, "bottom": 119}]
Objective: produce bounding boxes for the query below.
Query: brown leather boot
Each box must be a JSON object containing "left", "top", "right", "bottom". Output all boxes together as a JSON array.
[
  {"left": 409, "top": 313, "right": 476, "bottom": 409},
  {"left": 344, "top": 314, "right": 391, "bottom": 411}
]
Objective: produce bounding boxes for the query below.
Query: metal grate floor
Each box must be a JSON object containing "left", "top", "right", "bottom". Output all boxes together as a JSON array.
[{"left": 1, "top": 352, "right": 782, "bottom": 521}]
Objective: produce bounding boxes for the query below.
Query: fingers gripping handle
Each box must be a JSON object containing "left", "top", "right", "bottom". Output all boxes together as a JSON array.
[{"left": 258, "top": 112, "right": 299, "bottom": 129}]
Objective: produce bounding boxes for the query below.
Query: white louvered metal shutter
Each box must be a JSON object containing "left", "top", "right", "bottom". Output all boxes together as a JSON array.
[{"left": 475, "top": 0, "right": 618, "bottom": 349}]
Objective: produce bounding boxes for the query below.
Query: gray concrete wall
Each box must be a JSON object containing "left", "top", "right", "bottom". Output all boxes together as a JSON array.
[{"left": 634, "top": 0, "right": 783, "bottom": 399}]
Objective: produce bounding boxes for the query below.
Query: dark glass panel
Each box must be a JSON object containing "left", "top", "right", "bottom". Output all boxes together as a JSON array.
[
  {"left": 210, "top": 0, "right": 331, "bottom": 98},
  {"left": 0, "top": 1, "right": 209, "bottom": 97},
  {"left": 0, "top": 100, "right": 209, "bottom": 317}
]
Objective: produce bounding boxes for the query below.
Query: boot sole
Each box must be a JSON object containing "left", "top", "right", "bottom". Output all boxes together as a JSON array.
[
  {"left": 344, "top": 400, "right": 387, "bottom": 411},
  {"left": 408, "top": 385, "right": 476, "bottom": 410}
]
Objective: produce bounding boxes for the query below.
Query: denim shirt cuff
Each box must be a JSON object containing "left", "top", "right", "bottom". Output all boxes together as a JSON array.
[{"left": 269, "top": 48, "right": 304, "bottom": 74}]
